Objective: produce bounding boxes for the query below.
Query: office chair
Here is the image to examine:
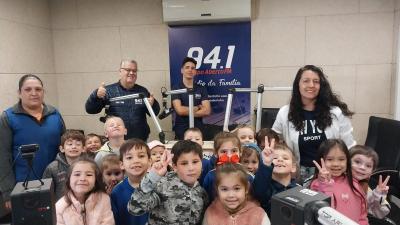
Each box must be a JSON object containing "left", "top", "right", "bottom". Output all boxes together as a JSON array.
[
  {"left": 365, "top": 116, "right": 400, "bottom": 225},
  {"left": 259, "top": 108, "right": 279, "bottom": 129}
]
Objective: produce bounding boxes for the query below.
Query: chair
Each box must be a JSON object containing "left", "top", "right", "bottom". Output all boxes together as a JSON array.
[
  {"left": 202, "top": 124, "right": 238, "bottom": 141},
  {"left": 259, "top": 108, "right": 279, "bottom": 129},
  {"left": 365, "top": 116, "right": 400, "bottom": 171},
  {"left": 365, "top": 116, "right": 400, "bottom": 225}
]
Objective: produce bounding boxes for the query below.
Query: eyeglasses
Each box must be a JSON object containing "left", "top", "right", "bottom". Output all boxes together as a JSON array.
[{"left": 121, "top": 68, "right": 138, "bottom": 74}]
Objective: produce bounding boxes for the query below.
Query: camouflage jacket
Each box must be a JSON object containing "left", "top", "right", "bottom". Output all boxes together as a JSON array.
[{"left": 128, "top": 171, "right": 208, "bottom": 225}]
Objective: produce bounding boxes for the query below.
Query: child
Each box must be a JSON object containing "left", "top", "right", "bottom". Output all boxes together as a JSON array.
[
  {"left": 95, "top": 116, "right": 127, "bottom": 165},
  {"left": 43, "top": 130, "right": 86, "bottom": 200},
  {"left": 56, "top": 157, "right": 114, "bottom": 225},
  {"left": 350, "top": 145, "right": 390, "bottom": 219},
  {"left": 184, "top": 127, "right": 204, "bottom": 146},
  {"left": 311, "top": 139, "right": 368, "bottom": 225},
  {"left": 147, "top": 140, "right": 166, "bottom": 164},
  {"left": 111, "top": 139, "right": 150, "bottom": 225},
  {"left": 233, "top": 124, "right": 255, "bottom": 144},
  {"left": 128, "top": 140, "right": 208, "bottom": 225},
  {"left": 85, "top": 133, "right": 103, "bottom": 158},
  {"left": 101, "top": 154, "right": 124, "bottom": 194},
  {"left": 252, "top": 138, "right": 298, "bottom": 215},
  {"left": 240, "top": 143, "right": 261, "bottom": 175},
  {"left": 184, "top": 127, "right": 212, "bottom": 159},
  {"left": 255, "top": 128, "right": 279, "bottom": 150},
  {"left": 203, "top": 132, "right": 251, "bottom": 202},
  {"left": 203, "top": 163, "right": 271, "bottom": 225},
  {"left": 184, "top": 127, "right": 213, "bottom": 185}
]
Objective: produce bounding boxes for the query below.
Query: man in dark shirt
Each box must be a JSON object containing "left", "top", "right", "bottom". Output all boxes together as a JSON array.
[
  {"left": 172, "top": 57, "right": 211, "bottom": 140},
  {"left": 85, "top": 59, "right": 160, "bottom": 140}
]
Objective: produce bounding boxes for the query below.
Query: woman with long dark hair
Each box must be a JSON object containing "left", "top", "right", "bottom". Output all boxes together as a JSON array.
[{"left": 272, "top": 65, "right": 356, "bottom": 183}]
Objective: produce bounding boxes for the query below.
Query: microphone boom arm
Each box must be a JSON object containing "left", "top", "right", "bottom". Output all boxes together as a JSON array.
[{"left": 160, "top": 87, "right": 195, "bottom": 128}]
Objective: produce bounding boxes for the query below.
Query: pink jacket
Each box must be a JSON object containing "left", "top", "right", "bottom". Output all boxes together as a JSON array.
[
  {"left": 203, "top": 199, "right": 270, "bottom": 225},
  {"left": 56, "top": 192, "right": 115, "bottom": 225},
  {"left": 310, "top": 176, "right": 368, "bottom": 225}
]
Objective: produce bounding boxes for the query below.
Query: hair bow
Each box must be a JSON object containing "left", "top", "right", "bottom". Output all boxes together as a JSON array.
[{"left": 217, "top": 153, "right": 240, "bottom": 165}]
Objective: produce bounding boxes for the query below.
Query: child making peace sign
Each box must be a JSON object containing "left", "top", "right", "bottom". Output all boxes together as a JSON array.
[{"left": 310, "top": 139, "right": 368, "bottom": 225}]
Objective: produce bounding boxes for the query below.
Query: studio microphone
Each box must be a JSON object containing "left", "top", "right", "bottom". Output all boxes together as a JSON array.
[
  {"left": 159, "top": 87, "right": 173, "bottom": 120},
  {"left": 316, "top": 205, "right": 359, "bottom": 225},
  {"left": 159, "top": 108, "right": 174, "bottom": 120}
]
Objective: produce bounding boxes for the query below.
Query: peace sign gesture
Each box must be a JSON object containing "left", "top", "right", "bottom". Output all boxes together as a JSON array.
[
  {"left": 151, "top": 150, "right": 173, "bottom": 177},
  {"left": 375, "top": 175, "right": 390, "bottom": 195},
  {"left": 262, "top": 137, "right": 276, "bottom": 166},
  {"left": 313, "top": 158, "right": 331, "bottom": 183}
]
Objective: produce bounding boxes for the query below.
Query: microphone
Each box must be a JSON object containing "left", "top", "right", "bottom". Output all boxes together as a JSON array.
[
  {"left": 159, "top": 87, "right": 173, "bottom": 120},
  {"left": 99, "top": 105, "right": 110, "bottom": 123},
  {"left": 158, "top": 108, "right": 174, "bottom": 120},
  {"left": 316, "top": 206, "right": 359, "bottom": 225}
]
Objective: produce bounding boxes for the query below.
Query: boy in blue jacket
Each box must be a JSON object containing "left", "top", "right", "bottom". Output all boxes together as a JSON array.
[
  {"left": 110, "top": 139, "right": 150, "bottom": 225},
  {"left": 252, "top": 138, "right": 298, "bottom": 215}
]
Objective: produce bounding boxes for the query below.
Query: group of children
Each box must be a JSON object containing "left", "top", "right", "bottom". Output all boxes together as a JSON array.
[{"left": 45, "top": 116, "right": 391, "bottom": 225}]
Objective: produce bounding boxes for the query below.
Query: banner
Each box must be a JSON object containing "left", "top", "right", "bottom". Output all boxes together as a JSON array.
[{"left": 168, "top": 22, "right": 251, "bottom": 129}]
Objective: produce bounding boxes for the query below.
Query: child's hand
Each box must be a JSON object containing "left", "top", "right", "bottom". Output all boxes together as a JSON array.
[
  {"left": 4, "top": 201, "right": 11, "bottom": 211},
  {"left": 151, "top": 150, "right": 173, "bottom": 177},
  {"left": 261, "top": 137, "right": 276, "bottom": 166},
  {"left": 105, "top": 180, "right": 118, "bottom": 194},
  {"left": 376, "top": 175, "right": 390, "bottom": 195},
  {"left": 313, "top": 158, "right": 331, "bottom": 183}
]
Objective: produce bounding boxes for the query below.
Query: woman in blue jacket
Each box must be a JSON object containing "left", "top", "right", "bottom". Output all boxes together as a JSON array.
[{"left": 0, "top": 74, "right": 65, "bottom": 216}]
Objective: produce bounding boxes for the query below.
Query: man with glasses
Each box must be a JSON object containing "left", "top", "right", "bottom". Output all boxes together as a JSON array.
[{"left": 85, "top": 59, "right": 160, "bottom": 140}]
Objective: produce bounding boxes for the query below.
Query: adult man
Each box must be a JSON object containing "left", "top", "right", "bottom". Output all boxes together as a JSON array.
[
  {"left": 172, "top": 57, "right": 211, "bottom": 140},
  {"left": 85, "top": 59, "right": 160, "bottom": 140}
]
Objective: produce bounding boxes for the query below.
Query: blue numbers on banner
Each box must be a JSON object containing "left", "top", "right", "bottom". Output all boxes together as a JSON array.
[{"left": 187, "top": 46, "right": 236, "bottom": 69}]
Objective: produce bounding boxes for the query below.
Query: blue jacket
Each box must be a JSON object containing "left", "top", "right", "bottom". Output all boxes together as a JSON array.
[
  {"left": 199, "top": 155, "right": 217, "bottom": 186},
  {"left": 252, "top": 162, "right": 298, "bottom": 215},
  {"left": 0, "top": 103, "right": 65, "bottom": 201},
  {"left": 85, "top": 81, "right": 160, "bottom": 140},
  {"left": 111, "top": 177, "right": 148, "bottom": 225}
]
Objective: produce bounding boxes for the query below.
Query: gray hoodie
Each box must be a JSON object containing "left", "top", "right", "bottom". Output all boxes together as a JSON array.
[{"left": 42, "top": 152, "right": 69, "bottom": 200}]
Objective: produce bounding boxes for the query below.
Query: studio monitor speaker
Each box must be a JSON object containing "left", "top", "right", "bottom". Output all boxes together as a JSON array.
[{"left": 11, "top": 178, "right": 55, "bottom": 225}]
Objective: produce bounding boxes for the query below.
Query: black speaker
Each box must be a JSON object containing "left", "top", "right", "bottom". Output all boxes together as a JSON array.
[
  {"left": 11, "top": 178, "right": 55, "bottom": 225},
  {"left": 271, "top": 186, "right": 330, "bottom": 225}
]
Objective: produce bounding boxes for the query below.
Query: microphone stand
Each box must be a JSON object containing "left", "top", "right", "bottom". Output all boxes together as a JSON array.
[
  {"left": 223, "top": 84, "right": 292, "bottom": 132},
  {"left": 161, "top": 88, "right": 195, "bottom": 128},
  {"left": 21, "top": 150, "right": 44, "bottom": 190},
  {"left": 159, "top": 87, "right": 174, "bottom": 120}
]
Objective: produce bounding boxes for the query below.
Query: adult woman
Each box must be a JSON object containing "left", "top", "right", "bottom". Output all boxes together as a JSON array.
[
  {"left": 272, "top": 65, "right": 356, "bottom": 183},
  {"left": 0, "top": 74, "right": 65, "bottom": 212}
]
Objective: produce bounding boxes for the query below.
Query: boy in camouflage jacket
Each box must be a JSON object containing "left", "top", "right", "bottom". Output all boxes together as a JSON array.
[{"left": 128, "top": 140, "right": 208, "bottom": 225}]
